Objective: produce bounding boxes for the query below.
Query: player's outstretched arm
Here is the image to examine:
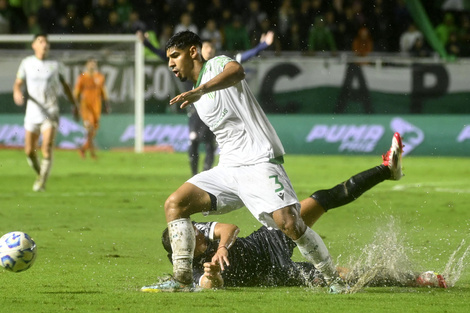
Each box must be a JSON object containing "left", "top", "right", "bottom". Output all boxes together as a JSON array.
[
  {"left": 170, "top": 61, "right": 245, "bottom": 109},
  {"left": 211, "top": 223, "right": 240, "bottom": 271},
  {"left": 136, "top": 30, "right": 167, "bottom": 60},
  {"left": 236, "top": 31, "right": 274, "bottom": 63}
]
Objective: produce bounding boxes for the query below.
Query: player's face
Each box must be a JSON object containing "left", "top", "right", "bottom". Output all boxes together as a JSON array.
[
  {"left": 202, "top": 42, "right": 216, "bottom": 60},
  {"left": 86, "top": 60, "right": 98, "bottom": 72},
  {"left": 32, "top": 36, "right": 50, "bottom": 59},
  {"left": 167, "top": 45, "right": 196, "bottom": 82},
  {"left": 193, "top": 227, "right": 208, "bottom": 257}
]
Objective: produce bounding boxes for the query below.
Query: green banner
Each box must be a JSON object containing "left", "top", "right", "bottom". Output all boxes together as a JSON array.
[{"left": 1, "top": 114, "right": 468, "bottom": 156}]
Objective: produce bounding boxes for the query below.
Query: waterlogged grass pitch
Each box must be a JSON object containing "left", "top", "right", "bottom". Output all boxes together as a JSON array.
[{"left": 0, "top": 149, "right": 469, "bottom": 312}]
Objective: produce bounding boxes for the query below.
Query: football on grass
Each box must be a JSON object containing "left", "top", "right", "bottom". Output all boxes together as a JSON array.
[{"left": 0, "top": 231, "right": 37, "bottom": 272}]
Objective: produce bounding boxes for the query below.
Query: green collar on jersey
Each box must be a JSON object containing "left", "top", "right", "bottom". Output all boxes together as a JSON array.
[
  {"left": 269, "top": 156, "right": 284, "bottom": 164},
  {"left": 194, "top": 61, "right": 208, "bottom": 88}
]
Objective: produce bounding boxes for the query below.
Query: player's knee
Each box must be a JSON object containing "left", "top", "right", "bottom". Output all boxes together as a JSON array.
[
  {"left": 273, "top": 207, "right": 306, "bottom": 240},
  {"left": 164, "top": 193, "right": 189, "bottom": 220}
]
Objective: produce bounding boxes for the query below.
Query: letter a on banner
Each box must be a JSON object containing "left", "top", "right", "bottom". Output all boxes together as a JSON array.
[{"left": 335, "top": 63, "right": 373, "bottom": 114}]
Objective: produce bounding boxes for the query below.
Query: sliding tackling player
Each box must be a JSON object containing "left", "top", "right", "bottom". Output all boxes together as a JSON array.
[{"left": 145, "top": 133, "right": 444, "bottom": 291}]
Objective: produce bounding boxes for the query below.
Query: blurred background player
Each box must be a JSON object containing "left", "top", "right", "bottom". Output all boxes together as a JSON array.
[
  {"left": 74, "top": 58, "right": 110, "bottom": 159},
  {"left": 13, "top": 33, "right": 79, "bottom": 192},
  {"left": 137, "top": 30, "right": 274, "bottom": 176}
]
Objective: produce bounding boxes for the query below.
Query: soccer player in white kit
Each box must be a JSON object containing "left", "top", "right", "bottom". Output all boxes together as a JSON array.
[
  {"left": 141, "top": 31, "right": 347, "bottom": 293},
  {"left": 13, "top": 33, "right": 79, "bottom": 192}
]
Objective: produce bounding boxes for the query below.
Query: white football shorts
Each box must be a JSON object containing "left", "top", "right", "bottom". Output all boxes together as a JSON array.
[
  {"left": 24, "top": 118, "right": 58, "bottom": 135},
  {"left": 187, "top": 162, "right": 300, "bottom": 228}
]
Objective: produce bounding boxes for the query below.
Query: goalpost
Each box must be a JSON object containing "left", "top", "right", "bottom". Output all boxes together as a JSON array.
[{"left": 0, "top": 34, "right": 145, "bottom": 153}]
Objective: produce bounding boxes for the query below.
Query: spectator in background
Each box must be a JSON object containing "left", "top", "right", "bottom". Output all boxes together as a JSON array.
[
  {"left": 446, "top": 31, "right": 463, "bottom": 58},
  {"left": 336, "top": 5, "right": 360, "bottom": 51},
  {"left": 311, "top": 0, "right": 327, "bottom": 19},
  {"left": 115, "top": 0, "right": 133, "bottom": 26},
  {"left": 0, "top": 0, "right": 12, "bottom": 34},
  {"left": 159, "top": 23, "right": 174, "bottom": 48},
  {"left": 277, "top": 0, "right": 295, "bottom": 50},
  {"left": 124, "top": 10, "right": 146, "bottom": 33},
  {"left": 136, "top": 0, "right": 160, "bottom": 32},
  {"left": 308, "top": 16, "right": 337, "bottom": 55},
  {"left": 435, "top": 12, "right": 458, "bottom": 46},
  {"left": 297, "top": 0, "right": 313, "bottom": 52},
  {"left": 244, "top": 0, "right": 267, "bottom": 44},
  {"left": 399, "top": 22, "right": 423, "bottom": 55},
  {"left": 409, "top": 37, "right": 432, "bottom": 57},
  {"left": 352, "top": 26, "right": 374, "bottom": 57},
  {"left": 324, "top": 10, "right": 341, "bottom": 49},
  {"left": 367, "top": 2, "right": 391, "bottom": 52},
  {"left": 22, "top": 14, "right": 42, "bottom": 35},
  {"left": 36, "top": 0, "right": 58, "bottom": 34},
  {"left": 285, "top": 21, "right": 301, "bottom": 51},
  {"left": 223, "top": 15, "right": 251, "bottom": 52},
  {"left": 8, "top": 0, "right": 26, "bottom": 33},
  {"left": 458, "top": 14, "right": 470, "bottom": 56},
  {"left": 52, "top": 15, "right": 71, "bottom": 35},
  {"left": 174, "top": 11, "right": 198, "bottom": 34},
  {"left": 92, "top": 0, "right": 112, "bottom": 33},
  {"left": 22, "top": 0, "right": 42, "bottom": 19},
  {"left": 200, "top": 18, "right": 223, "bottom": 51},
  {"left": 207, "top": 0, "right": 224, "bottom": 26},
  {"left": 104, "top": 11, "right": 124, "bottom": 34},
  {"left": 64, "top": 4, "right": 82, "bottom": 34},
  {"left": 76, "top": 14, "right": 96, "bottom": 34}
]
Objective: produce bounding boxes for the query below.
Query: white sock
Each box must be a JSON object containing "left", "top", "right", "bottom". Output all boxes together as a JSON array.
[
  {"left": 294, "top": 227, "right": 338, "bottom": 282},
  {"left": 168, "top": 218, "right": 195, "bottom": 284},
  {"left": 39, "top": 158, "right": 52, "bottom": 185},
  {"left": 26, "top": 155, "right": 41, "bottom": 175}
]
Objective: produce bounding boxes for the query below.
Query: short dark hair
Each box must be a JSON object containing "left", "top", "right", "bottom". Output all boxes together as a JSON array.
[
  {"left": 165, "top": 30, "right": 202, "bottom": 51},
  {"left": 33, "top": 33, "right": 48, "bottom": 41}
]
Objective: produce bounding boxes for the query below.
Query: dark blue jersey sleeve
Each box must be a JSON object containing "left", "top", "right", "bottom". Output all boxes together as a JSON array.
[
  {"left": 143, "top": 38, "right": 167, "bottom": 60},
  {"left": 236, "top": 41, "right": 269, "bottom": 63}
]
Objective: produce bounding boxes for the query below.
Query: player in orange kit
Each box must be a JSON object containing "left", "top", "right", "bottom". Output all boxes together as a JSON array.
[{"left": 74, "top": 58, "right": 110, "bottom": 159}]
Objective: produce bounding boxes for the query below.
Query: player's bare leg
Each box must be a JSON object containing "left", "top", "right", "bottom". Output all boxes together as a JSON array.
[
  {"left": 141, "top": 183, "right": 211, "bottom": 292},
  {"left": 87, "top": 125, "right": 97, "bottom": 159},
  {"left": 33, "top": 126, "right": 55, "bottom": 192},
  {"left": 24, "top": 130, "right": 41, "bottom": 176},
  {"left": 272, "top": 205, "right": 347, "bottom": 293}
]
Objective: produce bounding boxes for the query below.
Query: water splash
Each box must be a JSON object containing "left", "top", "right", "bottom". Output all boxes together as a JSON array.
[
  {"left": 442, "top": 239, "right": 470, "bottom": 287},
  {"left": 339, "top": 216, "right": 470, "bottom": 293}
]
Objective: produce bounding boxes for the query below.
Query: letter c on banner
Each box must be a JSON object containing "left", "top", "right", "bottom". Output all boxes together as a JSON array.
[{"left": 259, "top": 63, "right": 301, "bottom": 113}]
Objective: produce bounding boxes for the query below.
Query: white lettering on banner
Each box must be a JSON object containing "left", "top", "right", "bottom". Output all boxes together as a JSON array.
[
  {"left": 102, "top": 65, "right": 119, "bottom": 101},
  {"left": 152, "top": 66, "right": 173, "bottom": 100},
  {"left": 120, "top": 124, "right": 189, "bottom": 152},
  {"left": 305, "top": 124, "right": 384, "bottom": 152},
  {"left": 0, "top": 117, "right": 84, "bottom": 148},
  {"left": 0, "top": 124, "right": 24, "bottom": 145},
  {"left": 120, "top": 125, "right": 135, "bottom": 142},
  {"left": 121, "top": 67, "right": 134, "bottom": 101},
  {"left": 457, "top": 125, "right": 470, "bottom": 142},
  {"left": 390, "top": 117, "right": 424, "bottom": 156}
]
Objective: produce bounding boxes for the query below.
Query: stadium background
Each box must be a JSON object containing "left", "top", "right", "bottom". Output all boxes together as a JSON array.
[{"left": 0, "top": 0, "right": 469, "bottom": 156}]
